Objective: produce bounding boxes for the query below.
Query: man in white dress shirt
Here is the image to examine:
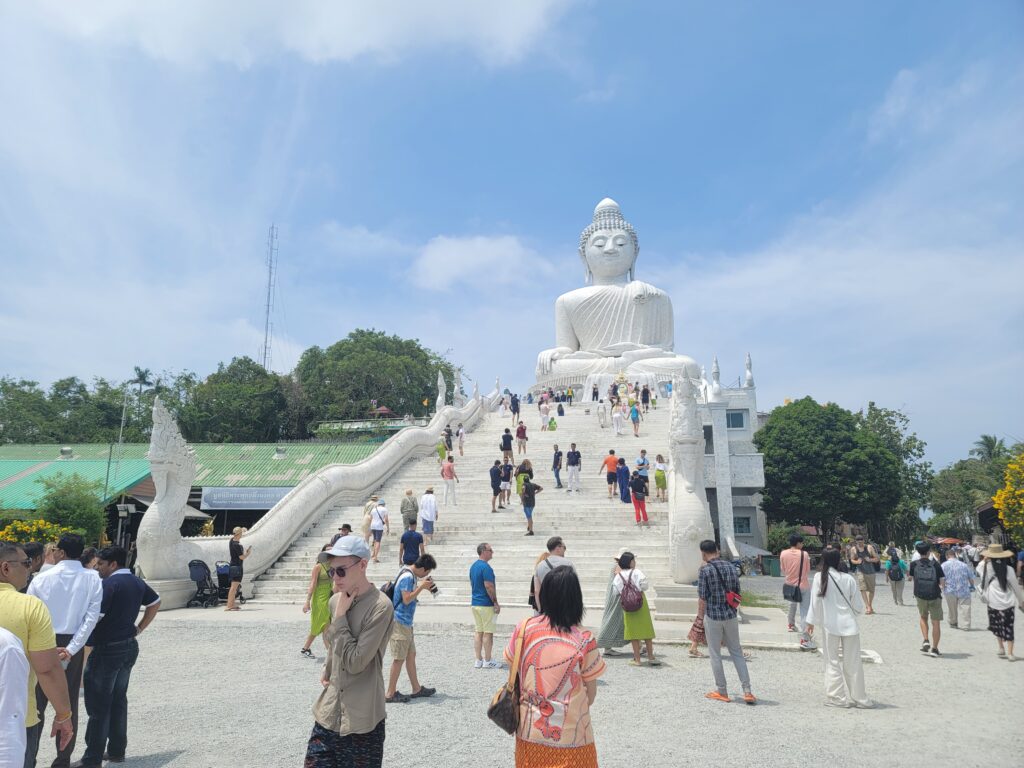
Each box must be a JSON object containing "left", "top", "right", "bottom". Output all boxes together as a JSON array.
[
  {"left": 26, "top": 534, "right": 102, "bottom": 768},
  {"left": 0, "top": 626, "right": 30, "bottom": 768}
]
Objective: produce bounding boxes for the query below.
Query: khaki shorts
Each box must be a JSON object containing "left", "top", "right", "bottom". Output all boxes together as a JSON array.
[
  {"left": 472, "top": 606, "right": 497, "bottom": 634},
  {"left": 389, "top": 622, "right": 415, "bottom": 660},
  {"left": 917, "top": 597, "right": 943, "bottom": 621},
  {"left": 856, "top": 571, "right": 876, "bottom": 595}
]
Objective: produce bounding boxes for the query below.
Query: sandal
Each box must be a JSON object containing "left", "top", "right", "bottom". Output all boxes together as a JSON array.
[{"left": 688, "top": 650, "right": 707, "bottom": 658}]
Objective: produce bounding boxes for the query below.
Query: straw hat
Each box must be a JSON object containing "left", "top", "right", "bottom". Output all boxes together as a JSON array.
[
  {"left": 980, "top": 543, "right": 1013, "bottom": 559},
  {"left": 612, "top": 546, "right": 631, "bottom": 561}
]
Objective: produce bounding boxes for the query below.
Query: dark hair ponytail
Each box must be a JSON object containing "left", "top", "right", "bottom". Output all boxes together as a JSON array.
[{"left": 819, "top": 547, "right": 841, "bottom": 597}]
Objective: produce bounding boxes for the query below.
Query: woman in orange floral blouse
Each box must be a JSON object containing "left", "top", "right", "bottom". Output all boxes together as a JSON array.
[{"left": 505, "top": 566, "right": 605, "bottom": 767}]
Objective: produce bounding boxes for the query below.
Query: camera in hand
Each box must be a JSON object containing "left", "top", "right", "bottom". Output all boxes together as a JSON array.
[{"left": 426, "top": 577, "right": 439, "bottom": 595}]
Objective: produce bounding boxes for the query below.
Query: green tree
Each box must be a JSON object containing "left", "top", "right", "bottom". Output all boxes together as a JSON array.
[
  {"left": 856, "top": 402, "right": 932, "bottom": 542},
  {"left": 295, "top": 329, "right": 455, "bottom": 425},
  {"left": 753, "top": 397, "right": 902, "bottom": 540},
  {"left": 179, "top": 357, "right": 287, "bottom": 442},
  {"left": 35, "top": 473, "right": 108, "bottom": 544},
  {"left": 970, "top": 434, "right": 1007, "bottom": 461},
  {"left": 0, "top": 378, "right": 57, "bottom": 442},
  {"left": 929, "top": 458, "right": 1004, "bottom": 534},
  {"left": 765, "top": 521, "right": 822, "bottom": 555}
]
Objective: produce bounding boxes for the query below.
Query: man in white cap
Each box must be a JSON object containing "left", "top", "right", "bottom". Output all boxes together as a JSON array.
[{"left": 305, "top": 536, "right": 394, "bottom": 768}]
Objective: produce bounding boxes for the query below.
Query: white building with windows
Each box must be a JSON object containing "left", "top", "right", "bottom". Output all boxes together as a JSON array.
[{"left": 698, "top": 355, "right": 768, "bottom": 552}]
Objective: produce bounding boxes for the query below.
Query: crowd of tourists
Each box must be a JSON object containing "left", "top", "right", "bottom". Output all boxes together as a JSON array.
[
  {"left": 7, "top": 396, "right": 1022, "bottom": 768},
  {"left": 0, "top": 535, "right": 160, "bottom": 768}
]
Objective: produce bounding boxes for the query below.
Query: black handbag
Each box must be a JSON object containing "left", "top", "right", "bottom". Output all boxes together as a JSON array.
[
  {"left": 782, "top": 551, "right": 806, "bottom": 602},
  {"left": 487, "top": 620, "right": 526, "bottom": 734}
]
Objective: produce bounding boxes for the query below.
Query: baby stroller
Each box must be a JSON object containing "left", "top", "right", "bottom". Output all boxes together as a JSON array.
[
  {"left": 186, "top": 560, "right": 219, "bottom": 608},
  {"left": 215, "top": 561, "right": 246, "bottom": 604}
]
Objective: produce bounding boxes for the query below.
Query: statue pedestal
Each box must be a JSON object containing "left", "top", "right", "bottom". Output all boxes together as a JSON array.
[
  {"left": 145, "top": 579, "right": 197, "bottom": 611},
  {"left": 653, "top": 584, "right": 700, "bottom": 622}
]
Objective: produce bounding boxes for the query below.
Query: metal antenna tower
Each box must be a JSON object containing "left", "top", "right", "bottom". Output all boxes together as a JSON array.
[{"left": 260, "top": 224, "right": 278, "bottom": 370}]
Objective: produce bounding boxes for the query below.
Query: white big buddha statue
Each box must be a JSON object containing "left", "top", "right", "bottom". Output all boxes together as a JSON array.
[{"left": 535, "top": 198, "right": 699, "bottom": 393}]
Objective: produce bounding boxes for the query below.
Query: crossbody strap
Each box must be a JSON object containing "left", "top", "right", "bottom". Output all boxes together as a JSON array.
[
  {"left": 505, "top": 619, "right": 528, "bottom": 693},
  {"left": 828, "top": 572, "right": 859, "bottom": 614}
]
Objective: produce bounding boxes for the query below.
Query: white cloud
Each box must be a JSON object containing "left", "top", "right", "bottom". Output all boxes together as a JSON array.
[
  {"left": 410, "top": 234, "right": 556, "bottom": 291},
  {"left": 15, "top": 1, "right": 575, "bottom": 67},
  {"left": 867, "top": 63, "right": 990, "bottom": 145},
  {"left": 654, "top": 62, "right": 1024, "bottom": 467}
]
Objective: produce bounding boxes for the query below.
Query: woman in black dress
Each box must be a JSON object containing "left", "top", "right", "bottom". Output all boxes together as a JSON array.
[{"left": 226, "top": 526, "right": 251, "bottom": 611}]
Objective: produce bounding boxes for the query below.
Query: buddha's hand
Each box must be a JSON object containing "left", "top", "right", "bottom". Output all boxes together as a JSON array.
[{"left": 536, "top": 347, "right": 574, "bottom": 375}]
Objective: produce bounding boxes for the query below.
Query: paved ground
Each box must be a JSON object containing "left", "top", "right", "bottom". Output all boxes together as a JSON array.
[{"left": 37, "top": 576, "right": 1021, "bottom": 768}]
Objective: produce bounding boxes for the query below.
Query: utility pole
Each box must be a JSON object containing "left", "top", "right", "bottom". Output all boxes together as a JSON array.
[{"left": 260, "top": 224, "right": 278, "bottom": 371}]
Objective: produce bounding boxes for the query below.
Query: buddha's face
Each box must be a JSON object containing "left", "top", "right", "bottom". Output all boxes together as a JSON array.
[{"left": 585, "top": 228, "right": 636, "bottom": 282}]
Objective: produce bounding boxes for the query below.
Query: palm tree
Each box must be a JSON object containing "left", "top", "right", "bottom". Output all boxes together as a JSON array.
[
  {"left": 131, "top": 366, "right": 154, "bottom": 420},
  {"left": 970, "top": 434, "right": 1007, "bottom": 461}
]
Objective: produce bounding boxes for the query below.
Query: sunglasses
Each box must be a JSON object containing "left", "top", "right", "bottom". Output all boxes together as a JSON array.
[{"left": 327, "top": 563, "right": 360, "bottom": 578}]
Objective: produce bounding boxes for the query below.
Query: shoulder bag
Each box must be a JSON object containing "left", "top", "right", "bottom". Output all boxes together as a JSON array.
[
  {"left": 487, "top": 619, "right": 527, "bottom": 734},
  {"left": 978, "top": 562, "right": 990, "bottom": 606},
  {"left": 783, "top": 551, "right": 805, "bottom": 603},
  {"left": 711, "top": 560, "right": 742, "bottom": 609}
]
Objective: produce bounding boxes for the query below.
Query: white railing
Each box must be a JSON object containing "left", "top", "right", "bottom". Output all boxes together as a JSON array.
[{"left": 184, "top": 388, "right": 500, "bottom": 582}]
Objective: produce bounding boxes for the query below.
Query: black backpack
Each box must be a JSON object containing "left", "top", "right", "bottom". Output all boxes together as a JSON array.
[
  {"left": 888, "top": 559, "right": 904, "bottom": 581},
  {"left": 913, "top": 559, "right": 939, "bottom": 598},
  {"left": 381, "top": 567, "right": 413, "bottom": 603}
]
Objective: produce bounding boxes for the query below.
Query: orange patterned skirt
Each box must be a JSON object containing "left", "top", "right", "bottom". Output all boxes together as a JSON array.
[{"left": 515, "top": 738, "right": 598, "bottom": 767}]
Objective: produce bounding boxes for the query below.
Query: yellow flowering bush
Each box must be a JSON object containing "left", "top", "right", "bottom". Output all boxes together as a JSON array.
[
  {"left": 994, "top": 452, "right": 1024, "bottom": 538},
  {"left": 0, "top": 518, "right": 79, "bottom": 544}
]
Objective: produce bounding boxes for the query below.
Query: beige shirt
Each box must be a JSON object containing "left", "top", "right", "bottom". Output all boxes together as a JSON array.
[{"left": 313, "top": 586, "right": 394, "bottom": 735}]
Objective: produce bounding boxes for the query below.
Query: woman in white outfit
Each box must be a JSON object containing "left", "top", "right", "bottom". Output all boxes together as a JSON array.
[
  {"left": 611, "top": 403, "right": 624, "bottom": 436},
  {"left": 806, "top": 547, "right": 873, "bottom": 708},
  {"left": 976, "top": 544, "right": 1024, "bottom": 660}
]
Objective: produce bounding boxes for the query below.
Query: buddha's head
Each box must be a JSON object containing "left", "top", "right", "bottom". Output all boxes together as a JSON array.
[{"left": 578, "top": 198, "right": 639, "bottom": 284}]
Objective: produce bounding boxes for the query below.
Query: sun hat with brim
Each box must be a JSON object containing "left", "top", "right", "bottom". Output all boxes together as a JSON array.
[
  {"left": 318, "top": 535, "right": 371, "bottom": 564},
  {"left": 980, "top": 544, "right": 1014, "bottom": 559}
]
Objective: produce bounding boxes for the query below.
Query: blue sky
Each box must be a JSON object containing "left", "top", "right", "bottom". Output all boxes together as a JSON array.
[{"left": 1, "top": 1, "right": 1021, "bottom": 468}]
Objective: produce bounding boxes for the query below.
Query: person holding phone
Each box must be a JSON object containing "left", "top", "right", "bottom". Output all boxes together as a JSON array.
[{"left": 225, "top": 527, "right": 251, "bottom": 611}]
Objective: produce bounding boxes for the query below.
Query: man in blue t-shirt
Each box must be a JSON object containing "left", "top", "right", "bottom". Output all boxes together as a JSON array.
[
  {"left": 399, "top": 520, "right": 425, "bottom": 566},
  {"left": 385, "top": 554, "right": 437, "bottom": 703},
  {"left": 469, "top": 543, "right": 502, "bottom": 669},
  {"left": 79, "top": 546, "right": 160, "bottom": 766}
]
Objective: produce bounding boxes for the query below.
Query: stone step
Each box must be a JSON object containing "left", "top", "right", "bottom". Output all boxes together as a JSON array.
[{"left": 256, "top": 405, "right": 680, "bottom": 605}]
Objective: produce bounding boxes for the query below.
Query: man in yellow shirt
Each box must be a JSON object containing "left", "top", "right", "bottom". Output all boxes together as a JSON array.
[{"left": 0, "top": 541, "right": 73, "bottom": 763}]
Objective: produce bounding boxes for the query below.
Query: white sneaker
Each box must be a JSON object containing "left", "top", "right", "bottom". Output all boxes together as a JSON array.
[
  {"left": 483, "top": 660, "right": 504, "bottom": 669},
  {"left": 474, "top": 660, "right": 484, "bottom": 669}
]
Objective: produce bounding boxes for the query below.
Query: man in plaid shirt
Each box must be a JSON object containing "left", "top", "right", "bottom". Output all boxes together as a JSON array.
[{"left": 697, "top": 540, "right": 756, "bottom": 705}]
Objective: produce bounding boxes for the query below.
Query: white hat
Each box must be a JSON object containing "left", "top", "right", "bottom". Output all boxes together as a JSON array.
[{"left": 318, "top": 535, "right": 371, "bottom": 563}]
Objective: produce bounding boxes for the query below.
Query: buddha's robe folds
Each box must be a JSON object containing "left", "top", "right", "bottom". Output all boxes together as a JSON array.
[{"left": 536, "top": 281, "right": 699, "bottom": 386}]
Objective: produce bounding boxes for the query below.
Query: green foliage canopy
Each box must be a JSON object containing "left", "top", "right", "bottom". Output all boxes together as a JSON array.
[
  {"left": 753, "top": 397, "right": 902, "bottom": 540},
  {"left": 0, "top": 329, "right": 457, "bottom": 445},
  {"left": 765, "top": 521, "right": 822, "bottom": 555},
  {"left": 34, "top": 473, "right": 108, "bottom": 544},
  {"left": 295, "top": 329, "right": 456, "bottom": 427},
  {"left": 856, "top": 402, "right": 932, "bottom": 542}
]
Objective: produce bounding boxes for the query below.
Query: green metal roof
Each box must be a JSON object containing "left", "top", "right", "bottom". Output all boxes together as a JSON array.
[
  {"left": 0, "top": 459, "right": 153, "bottom": 511},
  {"left": 189, "top": 443, "right": 378, "bottom": 487},
  {"left": 0, "top": 443, "right": 380, "bottom": 498}
]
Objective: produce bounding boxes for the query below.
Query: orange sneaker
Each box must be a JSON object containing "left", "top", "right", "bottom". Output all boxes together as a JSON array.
[
  {"left": 743, "top": 692, "right": 757, "bottom": 705},
  {"left": 705, "top": 691, "right": 731, "bottom": 703}
]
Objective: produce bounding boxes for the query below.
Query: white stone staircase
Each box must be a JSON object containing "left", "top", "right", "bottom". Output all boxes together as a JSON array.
[{"left": 254, "top": 399, "right": 674, "bottom": 609}]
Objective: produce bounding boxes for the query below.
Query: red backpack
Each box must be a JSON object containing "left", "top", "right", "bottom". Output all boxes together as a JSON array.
[{"left": 619, "top": 571, "right": 643, "bottom": 612}]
